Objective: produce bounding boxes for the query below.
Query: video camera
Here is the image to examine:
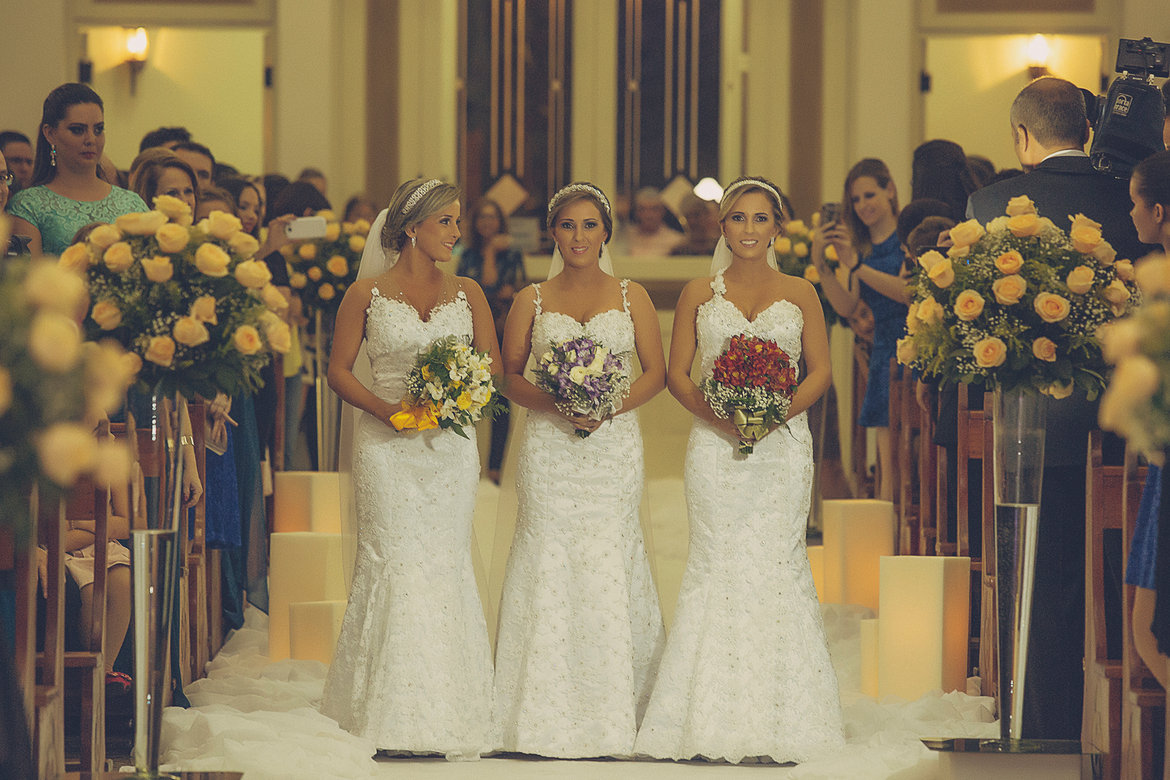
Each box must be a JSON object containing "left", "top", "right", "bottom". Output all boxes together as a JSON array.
[{"left": 1086, "top": 37, "right": 1169, "bottom": 179}]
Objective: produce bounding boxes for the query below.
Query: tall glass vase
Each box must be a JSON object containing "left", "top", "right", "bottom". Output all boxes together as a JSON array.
[
  {"left": 129, "top": 384, "right": 184, "bottom": 778},
  {"left": 990, "top": 385, "right": 1047, "bottom": 741}
]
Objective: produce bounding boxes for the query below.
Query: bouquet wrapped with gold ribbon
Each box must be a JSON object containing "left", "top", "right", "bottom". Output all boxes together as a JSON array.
[
  {"left": 392, "top": 335, "right": 502, "bottom": 438},
  {"left": 702, "top": 333, "right": 799, "bottom": 455}
]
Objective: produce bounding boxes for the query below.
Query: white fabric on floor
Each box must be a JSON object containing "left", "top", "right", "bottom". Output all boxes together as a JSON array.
[{"left": 156, "top": 599, "right": 996, "bottom": 779}]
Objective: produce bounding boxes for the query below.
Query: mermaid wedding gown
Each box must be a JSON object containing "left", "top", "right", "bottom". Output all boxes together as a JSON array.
[
  {"left": 492, "top": 279, "right": 665, "bottom": 758},
  {"left": 634, "top": 271, "right": 845, "bottom": 764},
  {"left": 320, "top": 287, "right": 495, "bottom": 759}
]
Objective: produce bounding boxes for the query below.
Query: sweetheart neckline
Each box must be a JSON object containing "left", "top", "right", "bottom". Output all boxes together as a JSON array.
[
  {"left": 537, "top": 308, "right": 629, "bottom": 327},
  {"left": 369, "top": 290, "right": 467, "bottom": 323},
  {"left": 703, "top": 295, "right": 801, "bottom": 325}
]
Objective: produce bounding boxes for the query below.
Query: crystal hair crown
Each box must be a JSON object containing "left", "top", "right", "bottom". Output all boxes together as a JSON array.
[
  {"left": 401, "top": 179, "right": 443, "bottom": 215},
  {"left": 547, "top": 183, "right": 611, "bottom": 217},
  {"left": 725, "top": 178, "right": 782, "bottom": 207}
]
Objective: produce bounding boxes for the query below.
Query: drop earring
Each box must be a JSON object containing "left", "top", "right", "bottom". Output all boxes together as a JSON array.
[
  {"left": 50, "top": 145, "right": 57, "bottom": 167},
  {"left": 410, "top": 235, "right": 417, "bottom": 248}
]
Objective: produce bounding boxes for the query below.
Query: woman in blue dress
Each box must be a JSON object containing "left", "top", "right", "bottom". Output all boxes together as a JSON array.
[
  {"left": 811, "top": 158, "right": 908, "bottom": 501},
  {"left": 1126, "top": 149, "right": 1170, "bottom": 683},
  {"left": 8, "top": 83, "right": 146, "bottom": 256}
]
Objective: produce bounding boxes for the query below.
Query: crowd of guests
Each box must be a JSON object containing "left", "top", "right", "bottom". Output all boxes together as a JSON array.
[{"left": 4, "top": 71, "right": 1170, "bottom": 763}]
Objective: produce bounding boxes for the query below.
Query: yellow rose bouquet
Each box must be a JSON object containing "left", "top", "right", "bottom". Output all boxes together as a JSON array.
[
  {"left": 897, "top": 195, "right": 1138, "bottom": 398},
  {"left": 0, "top": 245, "right": 135, "bottom": 537},
  {"left": 1099, "top": 253, "right": 1170, "bottom": 458},
  {"left": 286, "top": 212, "right": 369, "bottom": 317},
  {"left": 773, "top": 216, "right": 840, "bottom": 326},
  {"left": 72, "top": 195, "right": 290, "bottom": 398}
]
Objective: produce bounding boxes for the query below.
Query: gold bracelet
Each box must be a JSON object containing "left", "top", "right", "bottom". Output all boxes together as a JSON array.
[{"left": 179, "top": 435, "right": 195, "bottom": 447}]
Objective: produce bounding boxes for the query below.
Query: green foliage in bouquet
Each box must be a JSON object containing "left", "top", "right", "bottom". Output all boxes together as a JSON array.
[
  {"left": 287, "top": 212, "right": 369, "bottom": 317},
  {"left": 896, "top": 196, "right": 1139, "bottom": 399},
  {"left": 68, "top": 196, "right": 291, "bottom": 400}
]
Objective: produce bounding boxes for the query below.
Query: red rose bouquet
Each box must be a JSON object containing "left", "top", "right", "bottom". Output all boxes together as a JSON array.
[{"left": 702, "top": 333, "right": 799, "bottom": 454}]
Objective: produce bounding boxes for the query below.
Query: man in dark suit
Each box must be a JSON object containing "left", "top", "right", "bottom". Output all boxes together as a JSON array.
[{"left": 966, "top": 76, "right": 1156, "bottom": 741}]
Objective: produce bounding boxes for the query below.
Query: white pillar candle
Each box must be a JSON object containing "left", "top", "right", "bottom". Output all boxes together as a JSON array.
[
  {"left": 822, "top": 499, "right": 895, "bottom": 612},
  {"left": 273, "top": 471, "right": 342, "bottom": 534},
  {"left": 289, "top": 600, "right": 348, "bottom": 665},
  {"left": 878, "top": 555, "right": 971, "bottom": 700},
  {"left": 268, "top": 532, "right": 347, "bottom": 661}
]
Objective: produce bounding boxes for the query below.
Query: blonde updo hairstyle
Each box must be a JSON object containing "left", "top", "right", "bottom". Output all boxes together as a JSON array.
[
  {"left": 546, "top": 181, "right": 614, "bottom": 244},
  {"left": 717, "top": 176, "right": 786, "bottom": 226},
  {"left": 381, "top": 177, "right": 462, "bottom": 253}
]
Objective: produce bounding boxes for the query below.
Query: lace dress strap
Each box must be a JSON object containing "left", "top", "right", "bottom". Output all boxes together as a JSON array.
[
  {"left": 532, "top": 283, "right": 543, "bottom": 315},
  {"left": 709, "top": 270, "right": 727, "bottom": 297},
  {"left": 620, "top": 278, "right": 631, "bottom": 313}
]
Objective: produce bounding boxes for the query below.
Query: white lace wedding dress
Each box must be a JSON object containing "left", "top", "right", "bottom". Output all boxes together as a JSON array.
[
  {"left": 320, "top": 287, "right": 495, "bottom": 759},
  {"left": 492, "top": 279, "right": 665, "bottom": 758},
  {"left": 634, "top": 271, "right": 845, "bottom": 764}
]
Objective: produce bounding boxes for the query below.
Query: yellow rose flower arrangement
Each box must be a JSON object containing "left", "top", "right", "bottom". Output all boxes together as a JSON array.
[
  {"left": 899, "top": 199, "right": 1138, "bottom": 397},
  {"left": 74, "top": 197, "right": 287, "bottom": 398},
  {"left": 771, "top": 214, "right": 839, "bottom": 326},
  {"left": 1099, "top": 257, "right": 1170, "bottom": 457},
  {"left": 287, "top": 214, "right": 367, "bottom": 317},
  {"left": 0, "top": 252, "right": 135, "bottom": 538}
]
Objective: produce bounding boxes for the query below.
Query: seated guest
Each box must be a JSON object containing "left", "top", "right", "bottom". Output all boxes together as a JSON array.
[
  {"left": 0, "top": 130, "right": 35, "bottom": 191},
  {"left": 671, "top": 193, "right": 722, "bottom": 255},
  {"left": 2, "top": 149, "right": 30, "bottom": 256},
  {"left": 966, "top": 154, "right": 996, "bottom": 189},
  {"left": 7, "top": 83, "right": 146, "bottom": 256},
  {"left": 911, "top": 139, "right": 979, "bottom": 221},
  {"left": 624, "top": 186, "right": 683, "bottom": 256},
  {"left": 138, "top": 126, "right": 191, "bottom": 153},
  {"left": 297, "top": 167, "right": 327, "bottom": 197},
  {"left": 128, "top": 148, "right": 198, "bottom": 214},
  {"left": 342, "top": 194, "right": 378, "bottom": 225},
  {"left": 172, "top": 141, "right": 215, "bottom": 187}
]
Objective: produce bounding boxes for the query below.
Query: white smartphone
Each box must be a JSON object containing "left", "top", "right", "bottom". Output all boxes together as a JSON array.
[{"left": 285, "top": 215, "right": 328, "bottom": 240}]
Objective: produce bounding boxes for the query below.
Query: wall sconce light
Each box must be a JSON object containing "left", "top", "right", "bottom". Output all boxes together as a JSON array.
[
  {"left": 1026, "top": 33, "right": 1051, "bottom": 80},
  {"left": 693, "top": 177, "right": 723, "bottom": 202},
  {"left": 125, "top": 27, "right": 148, "bottom": 95}
]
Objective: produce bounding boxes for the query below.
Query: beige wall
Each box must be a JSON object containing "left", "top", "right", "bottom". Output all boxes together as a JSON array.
[
  {"left": 0, "top": 0, "right": 70, "bottom": 143},
  {"left": 86, "top": 26, "right": 266, "bottom": 174}
]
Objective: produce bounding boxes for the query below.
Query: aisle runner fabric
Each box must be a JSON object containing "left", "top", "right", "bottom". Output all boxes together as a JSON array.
[{"left": 154, "top": 605, "right": 996, "bottom": 779}]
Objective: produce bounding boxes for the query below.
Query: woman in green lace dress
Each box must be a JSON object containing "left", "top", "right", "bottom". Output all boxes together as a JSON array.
[{"left": 7, "top": 83, "right": 145, "bottom": 256}]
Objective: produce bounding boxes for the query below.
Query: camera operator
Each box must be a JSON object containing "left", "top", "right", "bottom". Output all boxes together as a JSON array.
[{"left": 966, "top": 74, "right": 1156, "bottom": 742}]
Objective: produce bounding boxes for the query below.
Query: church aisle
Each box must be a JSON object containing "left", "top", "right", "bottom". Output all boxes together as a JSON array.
[{"left": 154, "top": 595, "right": 996, "bottom": 779}]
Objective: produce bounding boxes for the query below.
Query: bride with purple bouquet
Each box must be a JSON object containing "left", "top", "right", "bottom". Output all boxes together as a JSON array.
[{"left": 491, "top": 182, "right": 666, "bottom": 758}]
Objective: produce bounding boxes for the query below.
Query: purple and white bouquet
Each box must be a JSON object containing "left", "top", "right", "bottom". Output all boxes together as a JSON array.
[{"left": 534, "top": 336, "right": 630, "bottom": 438}]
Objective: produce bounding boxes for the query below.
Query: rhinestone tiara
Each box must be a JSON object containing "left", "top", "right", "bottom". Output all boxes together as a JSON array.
[
  {"left": 401, "top": 179, "right": 443, "bottom": 215},
  {"left": 724, "top": 178, "right": 782, "bottom": 207},
  {"left": 547, "top": 183, "right": 611, "bottom": 218}
]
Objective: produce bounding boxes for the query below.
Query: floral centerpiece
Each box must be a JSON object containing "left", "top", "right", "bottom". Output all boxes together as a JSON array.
[
  {"left": 0, "top": 232, "right": 135, "bottom": 537},
  {"left": 534, "top": 336, "right": 631, "bottom": 438},
  {"left": 65, "top": 196, "right": 291, "bottom": 399},
  {"left": 391, "top": 335, "right": 502, "bottom": 438},
  {"left": 1099, "top": 253, "right": 1170, "bottom": 459},
  {"left": 895, "top": 196, "right": 1138, "bottom": 398},
  {"left": 287, "top": 211, "right": 369, "bottom": 317},
  {"left": 702, "top": 333, "right": 799, "bottom": 455}
]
